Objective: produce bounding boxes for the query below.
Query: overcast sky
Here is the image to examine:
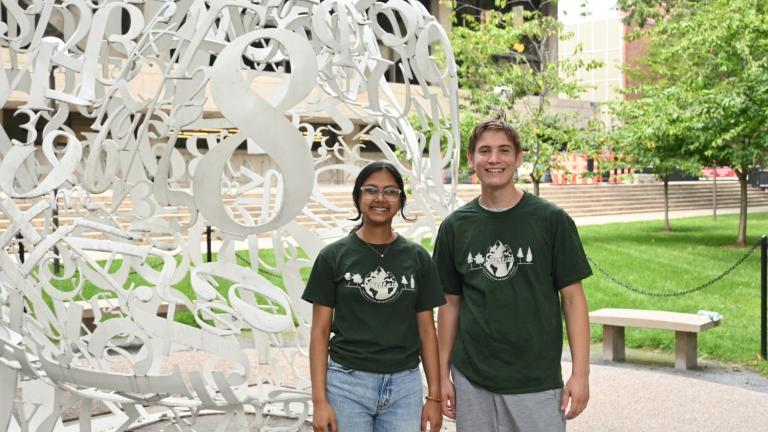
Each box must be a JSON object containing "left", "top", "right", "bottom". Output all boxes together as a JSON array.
[{"left": 558, "top": 0, "right": 621, "bottom": 24}]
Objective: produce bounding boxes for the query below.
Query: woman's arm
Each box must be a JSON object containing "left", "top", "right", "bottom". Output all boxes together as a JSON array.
[
  {"left": 310, "top": 304, "right": 337, "bottom": 432},
  {"left": 418, "top": 310, "right": 442, "bottom": 432}
]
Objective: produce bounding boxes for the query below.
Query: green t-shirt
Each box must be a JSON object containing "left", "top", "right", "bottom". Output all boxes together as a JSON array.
[
  {"left": 302, "top": 233, "right": 446, "bottom": 373},
  {"left": 432, "top": 193, "right": 592, "bottom": 394}
]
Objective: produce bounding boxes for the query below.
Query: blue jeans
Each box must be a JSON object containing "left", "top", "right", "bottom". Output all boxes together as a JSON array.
[{"left": 326, "top": 358, "right": 423, "bottom": 432}]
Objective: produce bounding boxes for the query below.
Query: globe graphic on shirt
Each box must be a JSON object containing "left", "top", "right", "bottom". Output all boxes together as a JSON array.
[
  {"left": 484, "top": 241, "right": 515, "bottom": 279},
  {"left": 361, "top": 267, "right": 401, "bottom": 303}
]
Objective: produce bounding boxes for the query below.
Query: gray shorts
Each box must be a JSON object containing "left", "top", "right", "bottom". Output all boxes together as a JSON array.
[{"left": 452, "top": 366, "right": 566, "bottom": 432}]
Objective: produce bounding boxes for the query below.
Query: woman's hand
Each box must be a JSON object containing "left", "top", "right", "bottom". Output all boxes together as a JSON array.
[
  {"left": 421, "top": 398, "right": 443, "bottom": 431},
  {"left": 417, "top": 309, "right": 443, "bottom": 430},
  {"left": 312, "top": 399, "right": 337, "bottom": 432}
]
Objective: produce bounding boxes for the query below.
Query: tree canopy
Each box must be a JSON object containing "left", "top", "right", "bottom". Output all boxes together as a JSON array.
[
  {"left": 616, "top": 0, "right": 696, "bottom": 26},
  {"left": 614, "top": 0, "right": 768, "bottom": 244}
]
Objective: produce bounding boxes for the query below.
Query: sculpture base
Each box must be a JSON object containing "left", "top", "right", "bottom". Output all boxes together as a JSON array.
[{"left": 130, "top": 413, "right": 312, "bottom": 431}]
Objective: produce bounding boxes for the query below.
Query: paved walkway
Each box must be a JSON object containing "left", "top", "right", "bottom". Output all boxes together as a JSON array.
[
  {"left": 562, "top": 361, "right": 768, "bottom": 431},
  {"left": 573, "top": 204, "right": 768, "bottom": 226},
  {"left": 434, "top": 348, "right": 768, "bottom": 432}
]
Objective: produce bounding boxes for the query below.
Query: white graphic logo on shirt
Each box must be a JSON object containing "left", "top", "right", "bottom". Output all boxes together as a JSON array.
[
  {"left": 467, "top": 240, "right": 533, "bottom": 281},
  {"left": 345, "top": 267, "right": 416, "bottom": 303}
]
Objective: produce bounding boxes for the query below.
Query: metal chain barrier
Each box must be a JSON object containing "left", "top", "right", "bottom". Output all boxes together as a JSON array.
[{"left": 587, "top": 238, "right": 761, "bottom": 297}]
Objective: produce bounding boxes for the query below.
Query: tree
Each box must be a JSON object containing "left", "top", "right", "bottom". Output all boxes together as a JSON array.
[
  {"left": 610, "top": 87, "right": 701, "bottom": 232},
  {"left": 450, "top": 1, "right": 600, "bottom": 195},
  {"left": 614, "top": 0, "right": 768, "bottom": 245},
  {"left": 616, "top": 0, "right": 696, "bottom": 26}
]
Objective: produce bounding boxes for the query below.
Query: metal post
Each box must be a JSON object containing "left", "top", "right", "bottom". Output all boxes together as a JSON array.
[
  {"left": 761, "top": 235, "right": 767, "bottom": 360},
  {"left": 53, "top": 188, "right": 61, "bottom": 274},
  {"left": 712, "top": 168, "right": 717, "bottom": 221},
  {"left": 206, "top": 225, "right": 212, "bottom": 263},
  {"left": 16, "top": 232, "right": 24, "bottom": 264}
]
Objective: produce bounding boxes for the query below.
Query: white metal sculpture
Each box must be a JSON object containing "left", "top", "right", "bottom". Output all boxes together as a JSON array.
[{"left": 0, "top": 0, "right": 459, "bottom": 430}]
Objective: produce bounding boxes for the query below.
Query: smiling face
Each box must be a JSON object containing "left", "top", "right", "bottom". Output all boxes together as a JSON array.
[
  {"left": 468, "top": 130, "right": 524, "bottom": 190},
  {"left": 359, "top": 169, "right": 402, "bottom": 227}
]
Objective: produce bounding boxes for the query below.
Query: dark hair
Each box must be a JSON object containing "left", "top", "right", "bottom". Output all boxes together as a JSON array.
[
  {"left": 468, "top": 119, "right": 522, "bottom": 155},
  {"left": 350, "top": 161, "right": 413, "bottom": 231}
]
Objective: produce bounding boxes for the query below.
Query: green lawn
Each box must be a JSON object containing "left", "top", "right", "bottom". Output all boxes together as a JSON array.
[
  {"left": 46, "top": 249, "right": 300, "bottom": 327},
  {"left": 579, "top": 212, "right": 768, "bottom": 374}
]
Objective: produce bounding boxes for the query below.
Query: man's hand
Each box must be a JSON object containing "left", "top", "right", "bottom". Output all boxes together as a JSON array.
[
  {"left": 560, "top": 282, "right": 590, "bottom": 420},
  {"left": 560, "top": 373, "right": 589, "bottom": 420},
  {"left": 441, "top": 376, "right": 456, "bottom": 419},
  {"left": 312, "top": 400, "right": 337, "bottom": 432}
]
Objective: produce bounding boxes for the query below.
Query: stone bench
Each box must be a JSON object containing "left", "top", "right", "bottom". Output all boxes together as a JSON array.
[{"left": 589, "top": 308, "right": 721, "bottom": 369}]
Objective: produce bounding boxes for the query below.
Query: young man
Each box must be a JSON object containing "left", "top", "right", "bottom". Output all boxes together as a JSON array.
[{"left": 434, "top": 119, "right": 592, "bottom": 431}]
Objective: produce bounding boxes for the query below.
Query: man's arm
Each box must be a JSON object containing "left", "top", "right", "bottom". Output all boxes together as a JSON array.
[
  {"left": 437, "top": 293, "right": 461, "bottom": 419},
  {"left": 560, "top": 281, "right": 590, "bottom": 420}
]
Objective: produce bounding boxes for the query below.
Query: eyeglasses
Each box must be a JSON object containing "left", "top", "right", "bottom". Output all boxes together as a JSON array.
[{"left": 360, "top": 186, "right": 402, "bottom": 200}]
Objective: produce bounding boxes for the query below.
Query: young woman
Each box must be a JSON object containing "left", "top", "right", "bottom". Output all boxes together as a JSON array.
[{"left": 302, "top": 161, "right": 445, "bottom": 432}]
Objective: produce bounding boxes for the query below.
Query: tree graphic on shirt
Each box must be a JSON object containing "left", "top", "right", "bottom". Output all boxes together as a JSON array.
[
  {"left": 484, "top": 241, "right": 514, "bottom": 277},
  {"left": 362, "top": 267, "right": 399, "bottom": 301}
]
